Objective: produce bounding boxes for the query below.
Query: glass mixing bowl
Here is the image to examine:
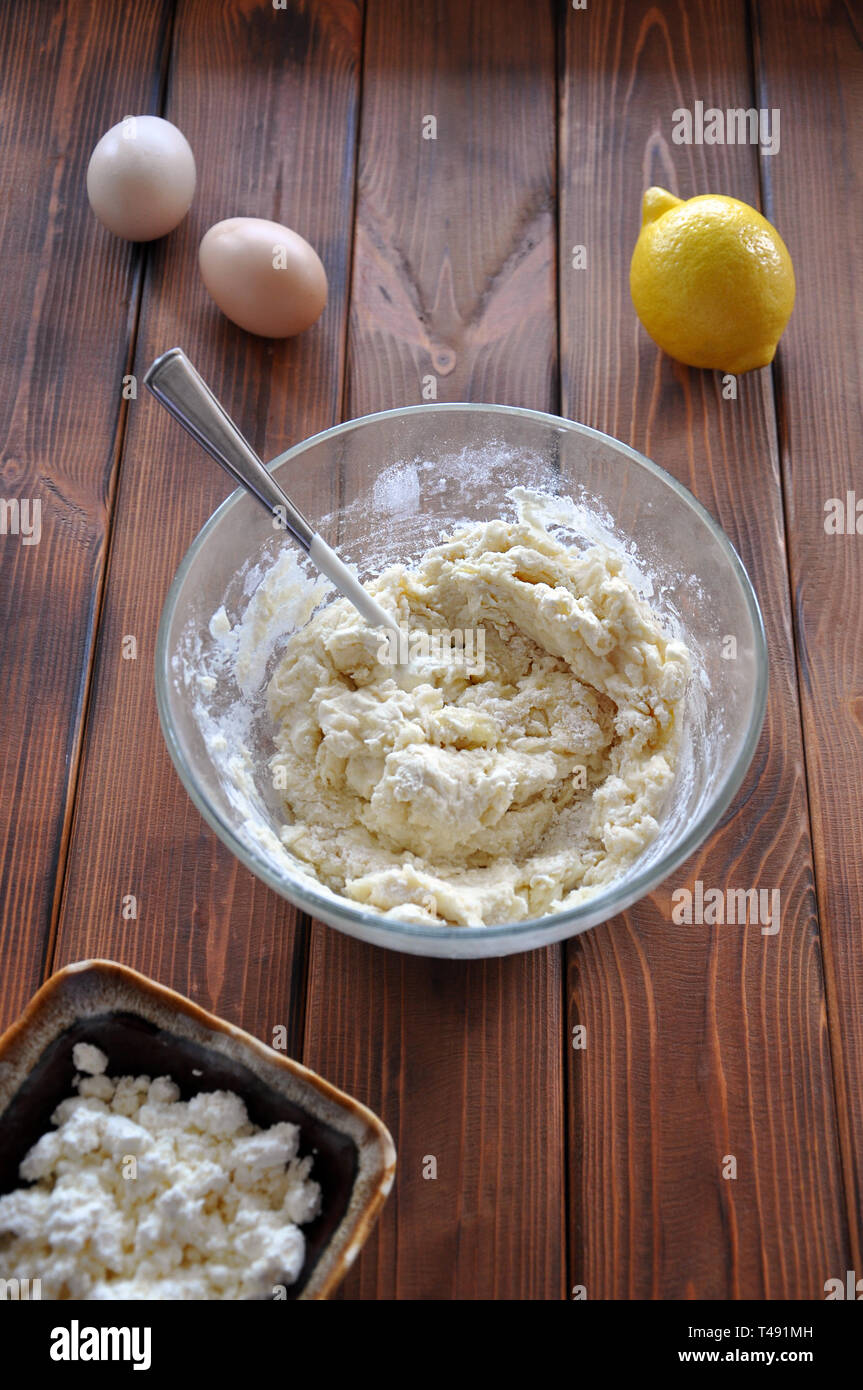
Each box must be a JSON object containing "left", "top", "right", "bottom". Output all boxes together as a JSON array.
[{"left": 156, "top": 404, "right": 767, "bottom": 959}]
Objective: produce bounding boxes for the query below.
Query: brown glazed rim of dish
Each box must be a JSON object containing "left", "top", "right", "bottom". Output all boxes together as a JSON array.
[{"left": 0, "top": 959, "right": 397, "bottom": 1301}]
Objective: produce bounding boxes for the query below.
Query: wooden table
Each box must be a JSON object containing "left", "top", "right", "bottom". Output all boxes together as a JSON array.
[{"left": 1, "top": 0, "right": 860, "bottom": 1301}]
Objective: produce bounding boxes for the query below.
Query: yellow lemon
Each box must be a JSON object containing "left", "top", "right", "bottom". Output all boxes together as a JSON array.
[{"left": 630, "top": 187, "right": 795, "bottom": 373}]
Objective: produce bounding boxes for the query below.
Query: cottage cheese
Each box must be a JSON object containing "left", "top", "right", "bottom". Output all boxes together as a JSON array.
[
  {"left": 268, "top": 506, "right": 690, "bottom": 925},
  {"left": 0, "top": 1044, "right": 320, "bottom": 1299}
]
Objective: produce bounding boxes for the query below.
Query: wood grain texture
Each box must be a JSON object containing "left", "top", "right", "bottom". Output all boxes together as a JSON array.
[
  {"left": 52, "top": 0, "right": 363, "bottom": 1049},
  {"left": 345, "top": 0, "right": 558, "bottom": 413},
  {"left": 559, "top": 0, "right": 847, "bottom": 1297},
  {"left": 301, "top": 0, "right": 566, "bottom": 1300},
  {"left": 3, "top": 0, "right": 858, "bottom": 1303},
  {"left": 0, "top": 0, "right": 172, "bottom": 1031},
  {"left": 752, "top": 0, "right": 863, "bottom": 1273}
]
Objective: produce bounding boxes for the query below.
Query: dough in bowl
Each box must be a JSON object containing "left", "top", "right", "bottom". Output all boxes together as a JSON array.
[{"left": 267, "top": 501, "right": 690, "bottom": 926}]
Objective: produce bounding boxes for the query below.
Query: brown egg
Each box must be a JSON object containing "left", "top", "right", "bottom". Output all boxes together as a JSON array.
[
  {"left": 198, "top": 218, "right": 328, "bottom": 338},
  {"left": 87, "top": 116, "right": 196, "bottom": 242}
]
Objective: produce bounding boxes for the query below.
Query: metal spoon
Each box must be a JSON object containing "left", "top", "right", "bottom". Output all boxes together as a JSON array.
[{"left": 144, "top": 348, "right": 398, "bottom": 634}]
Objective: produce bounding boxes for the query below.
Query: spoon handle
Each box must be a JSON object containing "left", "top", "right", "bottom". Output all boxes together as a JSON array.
[{"left": 144, "top": 347, "right": 315, "bottom": 551}]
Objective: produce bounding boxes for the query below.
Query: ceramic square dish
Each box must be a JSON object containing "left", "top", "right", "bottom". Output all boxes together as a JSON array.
[{"left": 0, "top": 959, "right": 396, "bottom": 1300}]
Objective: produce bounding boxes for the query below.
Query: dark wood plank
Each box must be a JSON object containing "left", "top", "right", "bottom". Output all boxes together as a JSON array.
[
  {"left": 302, "top": 0, "right": 565, "bottom": 1301},
  {"left": 52, "top": 0, "right": 363, "bottom": 1048},
  {"left": 0, "top": 0, "right": 172, "bottom": 1031},
  {"left": 753, "top": 0, "right": 863, "bottom": 1275},
  {"left": 559, "top": 0, "right": 848, "bottom": 1297}
]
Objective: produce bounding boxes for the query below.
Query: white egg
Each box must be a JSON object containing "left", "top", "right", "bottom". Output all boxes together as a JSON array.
[
  {"left": 87, "top": 115, "right": 196, "bottom": 241},
  {"left": 198, "top": 218, "right": 328, "bottom": 338}
]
